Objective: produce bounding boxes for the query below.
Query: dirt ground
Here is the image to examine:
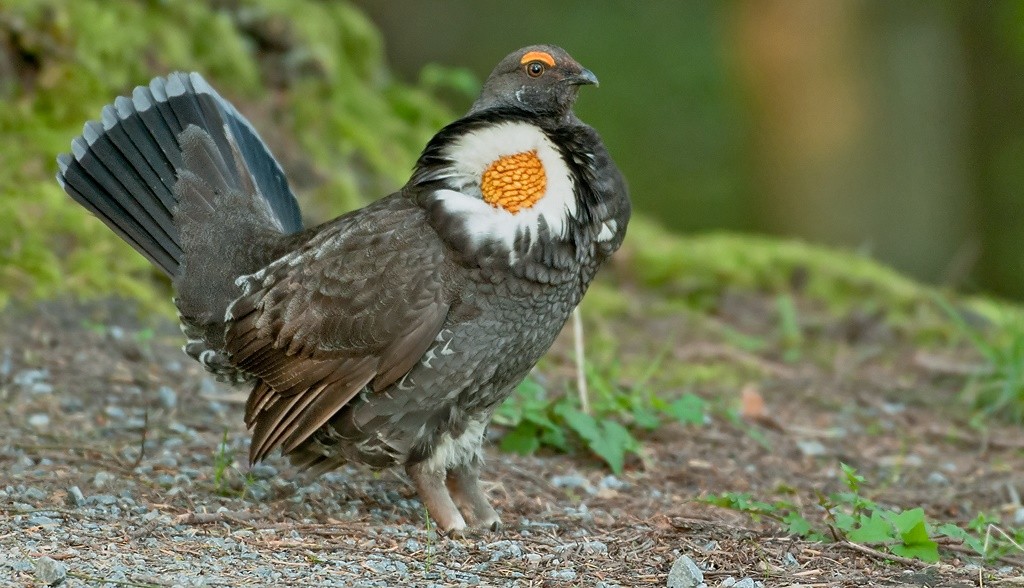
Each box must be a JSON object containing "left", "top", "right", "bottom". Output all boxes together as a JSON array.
[{"left": 1, "top": 297, "right": 1023, "bottom": 587}]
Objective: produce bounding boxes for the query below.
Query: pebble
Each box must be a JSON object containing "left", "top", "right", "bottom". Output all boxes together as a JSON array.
[
  {"left": 28, "top": 414, "right": 50, "bottom": 428},
  {"left": 104, "top": 406, "right": 126, "bottom": 419},
  {"left": 667, "top": 555, "right": 705, "bottom": 588},
  {"left": 550, "top": 474, "right": 596, "bottom": 495},
  {"left": 556, "top": 540, "right": 607, "bottom": 554},
  {"left": 89, "top": 494, "right": 118, "bottom": 506},
  {"left": 158, "top": 386, "right": 178, "bottom": 409},
  {"left": 249, "top": 463, "right": 278, "bottom": 480},
  {"left": 550, "top": 569, "right": 577, "bottom": 581},
  {"left": 1014, "top": 507, "right": 1024, "bottom": 526},
  {"left": 34, "top": 556, "right": 66, "bottom": 586},
  {"left": 23, "top": 486, "right": 46, "bottom": 501},
  {"left": 15, "top": 368, "right": 49, "bottom": 386},
  {"left": 795, "top": 440, "right": 827, "bottom": 457},
  {"left": 92, "top": 471, "right": 114, "bottom": 489},
  {"left": 0, "top": 348, "right": 11, "bottom": 378},
  {"left": 27, "top": 516, "right": 57, "bottom": 527},
  {"left": 66, "top": 486, "right": 86, "bottom": 507},
  {"left": 926, "top": 471, "right": 949, "bottom": 486},
  {"left": 598, "top": 475, "right": 628, "bottom": 490}
]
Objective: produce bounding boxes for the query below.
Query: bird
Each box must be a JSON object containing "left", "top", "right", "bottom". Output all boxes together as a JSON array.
[{"left": 56, "top": 44, "right": 630, "bottom": 535}]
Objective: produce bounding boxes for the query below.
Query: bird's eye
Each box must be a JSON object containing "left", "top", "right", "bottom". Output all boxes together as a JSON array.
[{"left": 526, "top": 61, "right": 545, "bottom": 78}]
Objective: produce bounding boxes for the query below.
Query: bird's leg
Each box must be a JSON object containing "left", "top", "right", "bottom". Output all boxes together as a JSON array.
[
  {"left": 407, "top": 461, "right": 467, "bottom": 536},
  {"left": 446, "top": 462, "right": 501, "bottom": 530}
]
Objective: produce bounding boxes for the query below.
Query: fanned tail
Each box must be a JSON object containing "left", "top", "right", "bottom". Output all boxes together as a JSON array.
[{"left": 55, "top": 72, "right": 303, "bottom": 277}]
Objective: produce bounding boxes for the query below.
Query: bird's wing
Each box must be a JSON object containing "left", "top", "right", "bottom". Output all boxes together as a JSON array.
[{"left": 225, "top": 196, "right": 452, "bottom": 462}]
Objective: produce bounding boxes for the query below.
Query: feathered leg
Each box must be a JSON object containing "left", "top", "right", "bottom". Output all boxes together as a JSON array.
[
  {"left": 407, "top": 462, "right": 467, "bottom": 536},
  {"left": 447, "top": 463, "right": 501, "bottom": 530}
]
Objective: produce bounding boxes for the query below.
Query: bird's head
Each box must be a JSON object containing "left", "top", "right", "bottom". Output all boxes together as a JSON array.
[{"left": 471, "top": 45, "right": 599, "bottom": 117}]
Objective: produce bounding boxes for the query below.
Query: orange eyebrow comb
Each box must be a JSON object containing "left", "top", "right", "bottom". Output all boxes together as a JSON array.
[{"left": 520, "top": 51, "right": 556, "bottom": 67}]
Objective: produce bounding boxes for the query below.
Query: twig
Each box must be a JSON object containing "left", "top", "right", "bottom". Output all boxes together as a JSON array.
[
  {"left": 838, "top": 540, "right": 949, "bottom": 570},
  {"left": 572, "top": 307, "right": 589, "bottom": 415},
  {"left": 174, "top": 510, "right": 265, "bottom": 526},
  {"left": 67, "top": 572, "right": 165, "bottom": 588},
  {"left": 131, "top": 409, "right": 149, "bottom": 470}
]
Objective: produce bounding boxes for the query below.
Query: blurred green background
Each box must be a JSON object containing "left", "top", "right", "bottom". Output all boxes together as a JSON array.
[
  {"left": 1, "top": 0, "right": 1022, "bottom": 305},
  {"left": 356, "top": 0, "right": 1024, "bottom": 300}
]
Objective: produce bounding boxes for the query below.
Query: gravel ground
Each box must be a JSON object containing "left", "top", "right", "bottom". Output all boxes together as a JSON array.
[{"left": 2, "top": 299, "right": 1024, "bottom": 587}]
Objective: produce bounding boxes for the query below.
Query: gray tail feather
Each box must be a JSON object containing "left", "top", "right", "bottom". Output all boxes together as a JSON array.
[{"left": 56, "top": 72, "right": 303, "bottom": 277}]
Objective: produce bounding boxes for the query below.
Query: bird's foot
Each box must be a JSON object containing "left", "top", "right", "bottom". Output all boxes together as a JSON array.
[{"left": 447, "top": 466, "right": 502, "bottom": 531}]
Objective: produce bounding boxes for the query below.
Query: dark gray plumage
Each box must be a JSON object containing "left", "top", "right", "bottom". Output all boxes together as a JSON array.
[{"left": 56, "top": 44, "right": 630, "bottom": 535}]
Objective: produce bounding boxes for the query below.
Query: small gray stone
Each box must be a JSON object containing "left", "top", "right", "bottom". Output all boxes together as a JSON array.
[
  {"left": 28, "top": 414, "right": 50, "bottom": 428},
  {"left": 0, "top": 348, "right": 11, "bottom": 379},
  {"left": 104, "top": 406, "right": 126, "bottom": 419},
  {"left": 550, "top": 474, "right": 596, "bottom": 495},
  {"left": 27, "top": 516, "right": 57, "bottom": 527},
  {"left": 719, "top": 578, "right": 736, "bottom": 588},
  {"left": 731, "top": 579, "right": 757, "bottom": 588},
  {"left": 667, "top": 555, "right": 703, "bottom": 588},
  {"left": 1014, "top": 507, "right": 1024, "bottom": 526},
  {"left": 598, "top": 475, "right": 628, "bottom": 490},
  {"left": 249, "top": 463, "right": 278, "bottom": 480},
  {"left": 35, "top": 556, "right": 66, "bottom": 586},
  {"left": 795, "top": 440, "right": 827, "bottom": 457},
  {"left": 92, "top": 471, "right": 114, "bottom": 489},
  {"left": 23, "top": 486, "right": 46, "bottom": 501},
  {"left": 89, "top": 494, "right": 117, "bottom": 506},
  {"left": 550, "top": 569, "right": 576, "bottom": 581},
  {"left": 14, "top": 368, "right": 49, "bottom": 387},
  {"left": 926, "top": 471, "right": 949, "bottom": 486},
  {"left": 65, "top": 486, "right": 85, "bottom": 507},
  {"left": 29, "top": 382, "right": 54, "bottom": 395},
  {"left": 157, "top": 386, "right": 177, "bottom": 409}
]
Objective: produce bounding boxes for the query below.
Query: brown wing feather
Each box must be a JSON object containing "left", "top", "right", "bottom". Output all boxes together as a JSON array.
[{"left": 226, "top": 196, "right": 452, "bottom": 463}]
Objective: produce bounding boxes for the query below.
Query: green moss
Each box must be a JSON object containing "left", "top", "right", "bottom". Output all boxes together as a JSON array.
[{"left": 0, "top": 0, "right": 454, "bottom": 314}]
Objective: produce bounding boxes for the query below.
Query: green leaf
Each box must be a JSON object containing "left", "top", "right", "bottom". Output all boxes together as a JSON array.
[
  {"left": 631, "top": 406, "right": 661, "bottom": 430},
  {"left": 783, "top": 512, "right": 816, "bottom": 537},
  {"left": 556, "top": 405, "right": 637, "bottom": 474},
  {"left": 589, "top": 420, "right": 636, "bottom": 474},
  {"left": 665, "top": 393, "right": 705, "bottom": 425},
  {"left": 500, "top": 422, "right": 540, "bottom": 455},
  {"left": 557, "top": 405, "right": 602, "bottom": 442},
  {"left": 832, "top": 512, "right": 857, "bottom": 534},
  {"left": 539, "top": 425, "right": 568, "bottom": 452},
  {"left": 888, "top": 509, "right": 939, "bottom": 562},
  {"left": 891, "top": 537, "right": 939, "bottom": 563},
  {"left": 890, "top": 508, "right": 926, "bottom": 536},
  {"left": 936, "top": 523, "right": 985, "bottom": 555},
  {"left": 840, "top": 463, "right": 864, "bottom": 493},
  {"left": 847, "top": 512, "right": 895, "bottom": 544}
]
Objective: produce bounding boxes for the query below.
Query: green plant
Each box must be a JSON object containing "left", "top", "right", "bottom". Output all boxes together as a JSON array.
[
  {"left": 495, "top": 360, "right": 706, "bottom": 474},
  {"left": 423, "top": 508, "right": 434, "bottom": 573},
  {"left": 935, "top": 295, "right": 1024, "bottom": 422},
  {"left": 776, "top": 294, "right": 803, "bottom": 362},
  {"left": 213, "top": 430, "right": 233, "bottom": 496},
  {"left": 705, "top": 463, "right": 1024, "bottom": 563}
]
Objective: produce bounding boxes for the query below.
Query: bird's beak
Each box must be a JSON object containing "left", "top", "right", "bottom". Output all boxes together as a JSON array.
[{"left": 566, "top": 68, "right": 599, "bottom": 87}]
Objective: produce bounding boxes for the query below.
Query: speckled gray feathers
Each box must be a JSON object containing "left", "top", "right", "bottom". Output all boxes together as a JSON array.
[{"left": 57, "top": 45, "right": 630, "bottom": 533}]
